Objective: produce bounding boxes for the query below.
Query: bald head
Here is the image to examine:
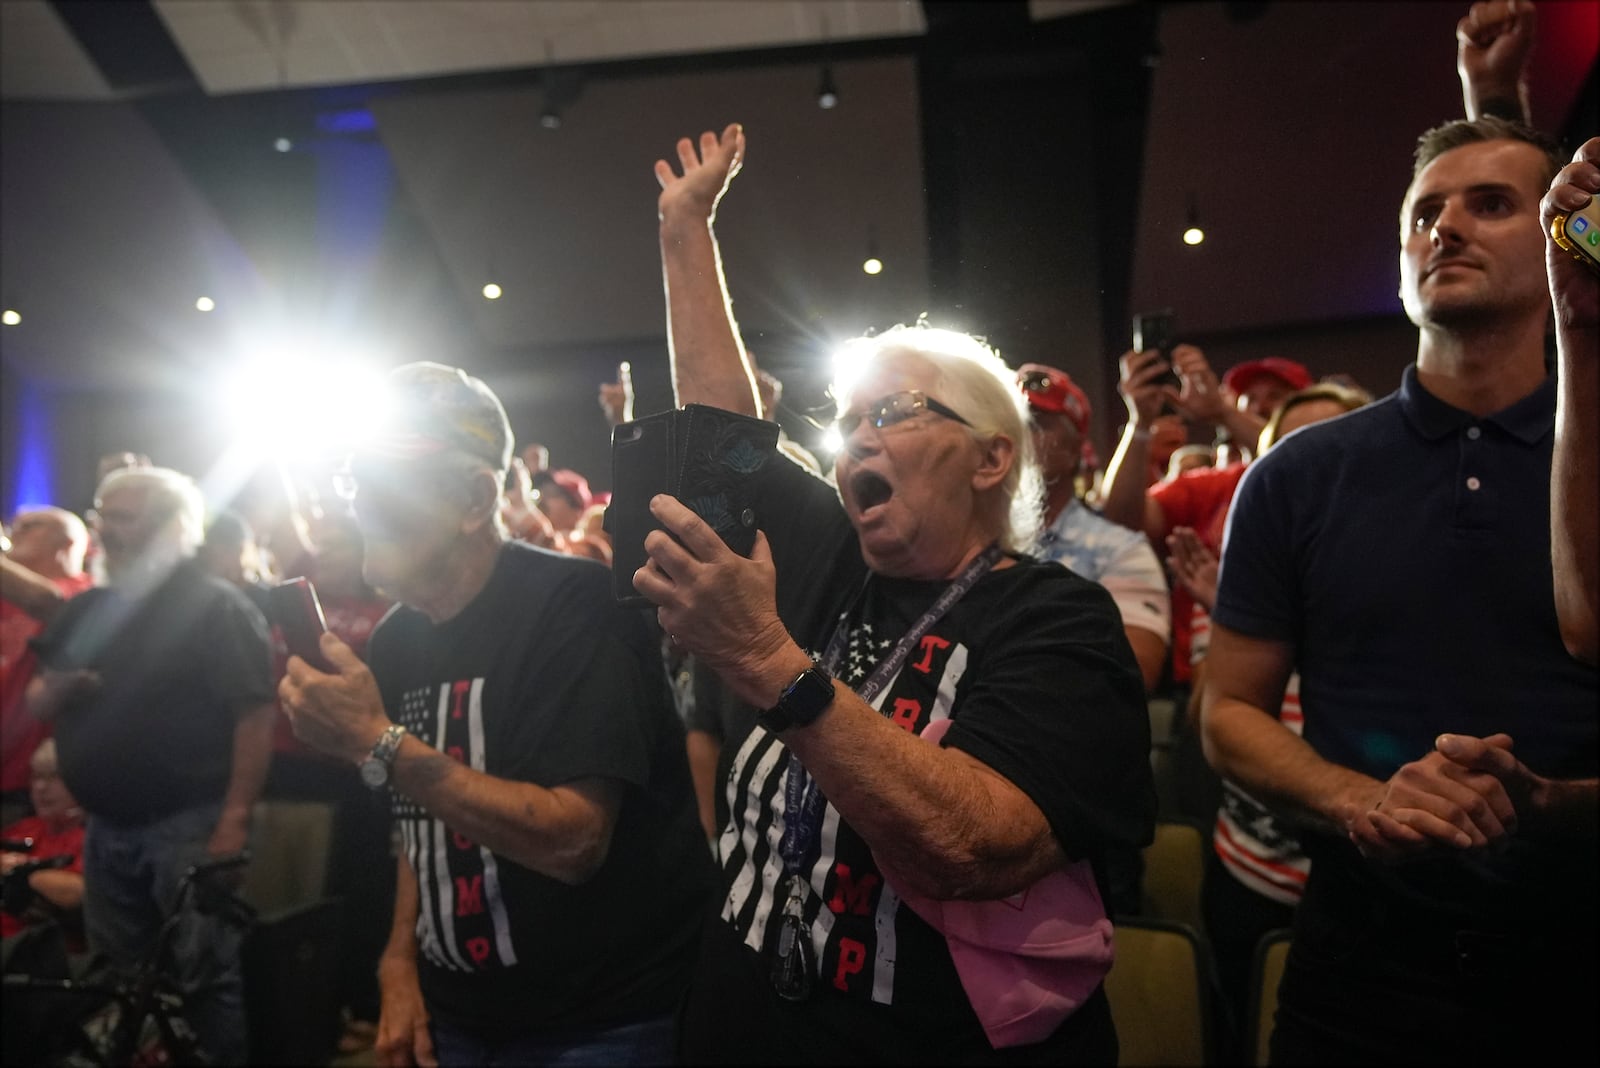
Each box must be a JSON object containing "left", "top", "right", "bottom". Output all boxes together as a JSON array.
[{"left": 5, "top": 507, "right": 88, "bottom": 579}]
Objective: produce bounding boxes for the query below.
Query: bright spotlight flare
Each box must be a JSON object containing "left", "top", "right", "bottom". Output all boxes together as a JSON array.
[
  {"left": 482, "top": 283, "right": 503, "bottom": 300},
  {"left": 215, "top": 338, "right": 393, "bottom": 464},
  {"left": 1183, "top": 227, "right": 1205, "bottom": 246}
]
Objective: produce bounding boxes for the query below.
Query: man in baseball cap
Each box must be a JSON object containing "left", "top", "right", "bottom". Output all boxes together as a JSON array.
[
  {"left": 1016, "top": 362, "right": 1170, "bottom": 695},
  {"left": 281, "top": 360, "right": 711, "bottom": 1064},
  {"left": 1220, "top": 357, "right": 1313, "bottom": 422}
]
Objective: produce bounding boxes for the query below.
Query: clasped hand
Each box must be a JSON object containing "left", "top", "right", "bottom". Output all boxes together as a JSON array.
[{"left": 1345, "top": 732, "right": 1540, "bottom": 863}]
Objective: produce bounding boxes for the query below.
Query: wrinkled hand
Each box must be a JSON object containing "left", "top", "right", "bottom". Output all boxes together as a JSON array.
[
  {"left": 1542, "top": 137, "right": 1600, "bottom": 332},
  {"left": 1457, "top": 0, "right": 1535, "bottom": 105},
  {"left": 1166, "top": 526, "right": 1219, "bottom": 611},
  {"left": 655, "top": 123, "right": 745, "bottom": 224},
  {"left": 598, "top": 361, "right": 635, "bottom": 427},
  {"left": 631, "top": 495, "right": 793, "bottom": 695},
  {"left": 1117, "top": 347, "right": 1181, "bottom": 428},
  {"left": 278, "top": 633, "right": 390, "bottom": 765},
  {"left": 376, "top": 957, "right": 436, "bottom": 1068},
  {"left": 1344, "top": 733, "right": 1520, "bottom": 863}
]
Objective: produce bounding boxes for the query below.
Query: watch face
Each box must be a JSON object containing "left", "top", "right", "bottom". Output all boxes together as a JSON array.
[{"left": 359, "top": 759, "right": 388, "bottom": 789}]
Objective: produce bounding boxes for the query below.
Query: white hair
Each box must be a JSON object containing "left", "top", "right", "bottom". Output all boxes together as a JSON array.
[
  {"left": 832, "top": 324, "right": 1044, "bottom": 554},
  {"left": 95, "top": 466, "right": 207, "bottom": 559}
]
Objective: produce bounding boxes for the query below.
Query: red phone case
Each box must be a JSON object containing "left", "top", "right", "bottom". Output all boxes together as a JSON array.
[{"left": 270, "top": 577, "right": 334, "bottom": 672}]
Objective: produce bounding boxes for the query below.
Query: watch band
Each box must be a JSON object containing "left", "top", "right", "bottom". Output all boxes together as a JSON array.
[
  {"left": 758, "top": 665, "right": 836, "bottom": 734},
  {"left": 360, "top": 724, "right": 407, "bottom": 790}
]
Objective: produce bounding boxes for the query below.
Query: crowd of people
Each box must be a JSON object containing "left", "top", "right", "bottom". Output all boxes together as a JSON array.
[{"left": 0, "top": 2, "right": 1595, "bottom": 1064}]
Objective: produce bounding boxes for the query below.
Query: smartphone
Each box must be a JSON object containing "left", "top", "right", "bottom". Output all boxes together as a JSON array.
[
  {"left": 269, "top": 577, "right": 335, "bottom": 672},
  {"left": 1133, "top": 310, "right": 1183, "bottom": 391},
  {"left": 606, "top": 405, "right": 780, "bottom": 605},
  {"left": 1551, "top": 203, "right": 1600, "bottom": 276},
  {"left": 608, "top": 416, "right": 676, "bottom": 606}
]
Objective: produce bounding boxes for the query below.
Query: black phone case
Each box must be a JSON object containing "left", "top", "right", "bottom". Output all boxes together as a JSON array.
[{"left": 607, "top": 404, "right": 781, "bottom": 605}]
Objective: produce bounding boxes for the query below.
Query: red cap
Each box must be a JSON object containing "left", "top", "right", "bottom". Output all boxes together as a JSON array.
[
  {"left": 1016, "top": 363, "right": 1091, "bottom": 435},
  {"left": 1222, "top": 357, "right": 1312, "bottom": 395}
]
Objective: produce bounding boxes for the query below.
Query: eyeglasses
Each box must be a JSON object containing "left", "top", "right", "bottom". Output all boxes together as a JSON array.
[
  {"left": 1018, "top": 370, "right": 1057, "bottom": 395},
  {"left": 835, "top": 391, "right": 972, "bottom": 439}
]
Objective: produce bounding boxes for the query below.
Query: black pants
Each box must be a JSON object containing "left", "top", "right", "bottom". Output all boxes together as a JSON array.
[
  {"left": 1202, "top": 850, "right": 1295, "bottom": 1063},
  {"left": 1269, "top": 862, "right": 1597, "bottom": 1066}
]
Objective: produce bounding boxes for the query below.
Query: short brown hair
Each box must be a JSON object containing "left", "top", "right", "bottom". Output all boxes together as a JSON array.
[{"left": 1411, "top": 116, "right": 1564, "bottom": 185}]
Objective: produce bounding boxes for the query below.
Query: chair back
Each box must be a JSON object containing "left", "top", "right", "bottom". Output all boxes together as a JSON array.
[
  {"left": 1247, "top": 927, "right": 1293, "bottom": 1066},
  {"left": 1104, "top": 918, "right": 1212, "bottom": 1066},
  {"left": 1139, "top": 819, "right": 1207, "bottom": 932}
]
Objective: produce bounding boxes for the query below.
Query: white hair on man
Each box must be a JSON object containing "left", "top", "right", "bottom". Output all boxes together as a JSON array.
[
  {"left": 832, "top": 324, "right": 1045, "bottom": 555},
  {"left": 93, "top": 466, "right": 207, "bottom": 587}
]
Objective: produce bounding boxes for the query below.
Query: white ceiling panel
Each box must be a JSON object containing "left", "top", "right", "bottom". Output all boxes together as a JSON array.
[
  {"left": 0, "top": 0, "right": 113, "bottom": 101},
  {"left": 154, "top": 0, "right": 926, "bottom": 95}
]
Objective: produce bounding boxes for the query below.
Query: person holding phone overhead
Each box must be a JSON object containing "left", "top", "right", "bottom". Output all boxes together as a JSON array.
[
  {"left": 641, "top": 123, "right": 1153, "bottom": 1064},
  {"left": 276, "top": 362, "right": 710, "bottom": 1067}
]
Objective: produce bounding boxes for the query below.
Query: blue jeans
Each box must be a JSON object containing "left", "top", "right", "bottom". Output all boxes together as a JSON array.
[
  {"left": 429, "top": 1012, "right": 676, "bottom": 1067},
  {"left": 82, "top": 805, "right": 248, "bottom": 1066}
]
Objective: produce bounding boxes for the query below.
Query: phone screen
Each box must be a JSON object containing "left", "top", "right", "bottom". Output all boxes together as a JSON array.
[
  {"left": 1555, "top": 202, "right": 1600, "bottom": 272},
  {"left": 269, "top": 577, "right": 334, "bottom": 672}
]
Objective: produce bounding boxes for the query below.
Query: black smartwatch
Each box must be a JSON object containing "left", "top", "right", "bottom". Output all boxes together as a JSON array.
[{"left": 758, "top": 665, "right": 836, "bottom": 733}]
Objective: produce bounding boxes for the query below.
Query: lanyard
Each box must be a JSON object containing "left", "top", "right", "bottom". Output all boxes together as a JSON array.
[{"left": 776, "top": 542, "right": 1003, "bottom": 880}]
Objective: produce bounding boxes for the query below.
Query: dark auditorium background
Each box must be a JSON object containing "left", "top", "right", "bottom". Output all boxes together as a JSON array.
[{"left": 2, "top": 0, "right": 1596, "bottom": 515}]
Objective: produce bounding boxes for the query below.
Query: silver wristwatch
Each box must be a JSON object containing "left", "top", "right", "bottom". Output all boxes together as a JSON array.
[{"left": 359, "top": 724, "right": 407, "bottom": 790}]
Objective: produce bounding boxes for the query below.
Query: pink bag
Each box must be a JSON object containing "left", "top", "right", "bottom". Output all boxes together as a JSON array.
[{"left": 877, "top": 718, "right": 1115, "bottom": 1049}]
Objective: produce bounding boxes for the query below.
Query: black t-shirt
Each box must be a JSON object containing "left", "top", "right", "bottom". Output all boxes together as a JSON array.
[
  {"left": 366, "top": 541, "right": 712, "bottom": 1034},
  {"left": 34, "top": 562, "right": 276, "bottom": 824},
  {"left": 682, "top": 457, "right": 1155, "bottom": 1063}
]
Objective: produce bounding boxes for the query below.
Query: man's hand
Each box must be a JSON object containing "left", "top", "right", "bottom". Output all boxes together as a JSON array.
[
  {"left": 25, "top": 668, "right": 101, "bottom": 721},
  {"left": 375, "top": 955, "right": 437, "bottom": 1068},
  {"left": 632, "top": 495, "right": 795, "bottom": 706},
  {"left": 655, "top": 123, "right": 745, "bottom": 225},
  {"left": 1165, "top": 344, "right": 1236, "bottom": 426},
  {"left": 598, "top": 361, "right": 635, "bottom": 427},
  {"left": 1166, "top": 526, "right": 1219, "bottom": 612},
  {"left": 1457, "top": 0, "right": 1536, "bottom": 121},
  {"left": 1343, "top": 733, "right": 1520, "bottom": 863},
  {"left": 501, "top": 457, "right": 556, "bottom": 547},
  {"left": 278, "top": 633, "right": 391, "bottom": 765},
  {"left": 1542, "top": 137, "right": 1600, "bottom": 333},
  {"left": 1118, "top": 347, "right": 1181, "bottom": 428}
]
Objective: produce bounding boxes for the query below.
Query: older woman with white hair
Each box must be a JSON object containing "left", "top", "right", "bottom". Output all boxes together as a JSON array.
[{"left": 638, "top": 124, "right": 1155, "bottom": 1064}]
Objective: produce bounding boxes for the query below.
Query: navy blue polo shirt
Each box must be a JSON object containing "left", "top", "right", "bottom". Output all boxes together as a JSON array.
[{"left": 1213, "top": 365, "right": 1596, "bottom": 921}]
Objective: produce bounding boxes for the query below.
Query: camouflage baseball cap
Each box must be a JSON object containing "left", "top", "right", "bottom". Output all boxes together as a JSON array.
[{"left": 366, "top": 362, "right": 513, "bottom": 474}]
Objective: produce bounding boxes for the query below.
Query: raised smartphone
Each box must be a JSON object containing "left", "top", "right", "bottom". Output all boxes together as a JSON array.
[
  {"left": 269, "top": 577, "right": 334, "bottom": 672},
  {"left": 607, "top": 405, "right": 780, "bottom": 606},
  {"left": 1133, "top": 310, "right": 1183, "bottom": 390},
  {"left": 1551, "top": 202, "right": 1600, "bottom": 275}
]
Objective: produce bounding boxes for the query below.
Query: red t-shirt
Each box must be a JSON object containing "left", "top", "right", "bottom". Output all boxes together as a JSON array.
[
  {"left": 1148, "top": 463, "right": 1249, "bottom": 684},
  {"left": 0, "top": 814, "right": 85, "bottom": 938},
  {"left": 1, "top": 573, "right": 95, "bottom": 792}
]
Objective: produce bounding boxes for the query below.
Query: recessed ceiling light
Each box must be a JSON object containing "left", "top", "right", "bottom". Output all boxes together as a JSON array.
[
  {"left": 196, "top": 296, "right": 216, "bottom": 312},
  {"left": 482, "top": 283, "right": 503, "bottom": 300},
  {"left": 1, "top": 310, "right": 20, "bottom": 326}
]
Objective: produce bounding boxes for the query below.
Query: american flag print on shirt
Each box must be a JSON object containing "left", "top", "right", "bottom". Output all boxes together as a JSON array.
[{"left": 391, "top": 677, "right": 520, "bottom": 971}]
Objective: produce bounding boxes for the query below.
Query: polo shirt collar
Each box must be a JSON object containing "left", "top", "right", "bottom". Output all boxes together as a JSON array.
[{"left": 1398, "top": 363, "right": 1554, "bottom": 445}]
